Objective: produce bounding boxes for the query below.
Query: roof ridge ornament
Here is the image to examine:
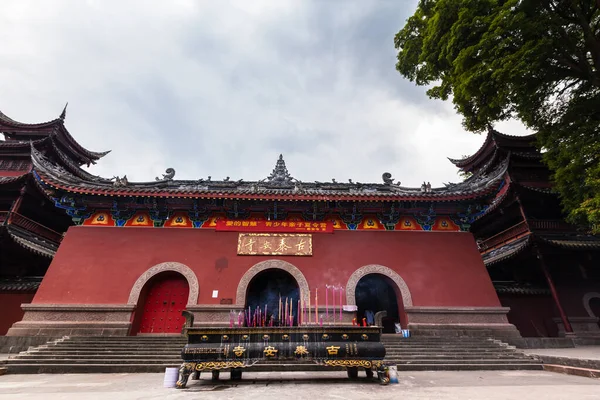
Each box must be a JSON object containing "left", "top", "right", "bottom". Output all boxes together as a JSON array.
[
  {"left": 266, "top": 154, "right": 294, "bottom": 185},
  {"left": 59, "top": 102, "right": 68, "bottom": 121},
  {"left": 156, "top": 168, "right": 175, "bottom": 181}
]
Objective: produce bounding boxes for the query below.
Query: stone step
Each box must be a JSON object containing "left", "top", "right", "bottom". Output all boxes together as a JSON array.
[
  {"left": 47, "top": 343, "right": 185, "bottom": 351},
  {"left": 30, "top": 350, "right": 182, "bottom": 355},
  {"left": 385, "top": 354, "right": 529, "bottom": 360},
  {"left": 5, "top": 335, "right": 539, "bottom": 374},
  {"left": 392, "top": 359, "right": 540, "bottom": 365},
  {"left": 383, "top": 339, "right": 500, "bottom": 342},
  {"left": 66, "top": 340, "right": 187, "bottom": 344},
  {"left": 382, "top": 341, "right": 498, "bottom": 345},
  {"left": 395, "top": 363, "right": 543, "bottom": 371},
  {"left": 68, "top": 335, "right": 187, "bottom": 342},
  {"left": 5, "top": 363, "right": 181, "bottom": 374},
  {"left": 385, "top": 350, "right": 516, "bottom": 355},
  {"left": 13, "top": 354, "right": 182, "bottom": 360},
  {"left": 385, "top": 345, "right": 509, "bottom": 349},
  {"left": 6, "top": 359, "right": 182, "bottom": 365},
  {"left": 543, "top": 364, "right": 600, "bottom": 379}
]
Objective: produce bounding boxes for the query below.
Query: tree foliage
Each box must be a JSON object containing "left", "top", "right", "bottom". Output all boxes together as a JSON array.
[{"left": 395, "top": 0, "right": 600, "bottom": 232}]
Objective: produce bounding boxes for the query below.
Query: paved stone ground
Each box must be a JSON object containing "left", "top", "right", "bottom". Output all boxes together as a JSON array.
[
  {"left": 524, "top": 346, "right": 600, "bottom": 361},
  {"left": 1, "top": 370, "right": 599, "bottom": 400}
]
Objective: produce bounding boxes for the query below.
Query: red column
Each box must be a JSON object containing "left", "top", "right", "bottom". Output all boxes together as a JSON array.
[
  {"left": 7, "top": 186, "right": 26, "bottom": 224},
  {"left": 534, "top": 244, "right": 573, "bottom": 334}
]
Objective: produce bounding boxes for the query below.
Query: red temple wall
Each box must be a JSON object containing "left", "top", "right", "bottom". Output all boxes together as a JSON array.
[
  {"left": 33, "top": 226, "right": 500, "bottom": 308},
  {"left": 556, "top": 284, "right": 600, "bottom": 317},
  {"left": 0, "top": 293, "right": 35, "bottom": 335},
  {"left": 498, "top": 295, "right": 559, "bottom": 337}
]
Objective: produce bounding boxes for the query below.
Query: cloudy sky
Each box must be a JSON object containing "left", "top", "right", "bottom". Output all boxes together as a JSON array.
[{"left": 1, "top": 0, "right": 530, "bottom": 187}]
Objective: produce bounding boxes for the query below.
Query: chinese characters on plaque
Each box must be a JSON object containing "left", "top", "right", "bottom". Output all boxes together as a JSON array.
[
  {"left": 217, "top": 220, "right": 332, "bottom": 233},
  {"left": 237, "top": 233, "right": 312, "bottom": 256}
]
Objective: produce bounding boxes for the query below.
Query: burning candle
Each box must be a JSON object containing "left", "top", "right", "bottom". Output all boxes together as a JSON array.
[
  {"left": 315, "top": 288, "right": 318, "bottom": 326},
  {"left": 332, "top": 286, "right": 336, "bottom": 324},
  {"left": 325, "top": 285, "right": 329, "bottom": 322},
  {"left": 297, "top": 299, "right": 301, "bottom": 325},
  {"left": 279, "top": 295, "right": 282, "bottom": 326},
  {"left": 339, "top": 286, "right": 343, "bottom": 322},
  {"left": 308, "top": 291, "right": 311, "bottom": 324}
]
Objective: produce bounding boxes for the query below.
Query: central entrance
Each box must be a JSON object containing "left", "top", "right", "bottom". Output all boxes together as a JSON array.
[
  {"left": 355, "top": 273, "right": 402, "bottom": 333},
  {"left": 245, "top": 269, "right": 300, "bottom": 326}
]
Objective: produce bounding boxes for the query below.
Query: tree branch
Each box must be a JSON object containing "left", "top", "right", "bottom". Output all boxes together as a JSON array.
[{"left": 569, "top": 1, "right": 600, "bottom": 84}]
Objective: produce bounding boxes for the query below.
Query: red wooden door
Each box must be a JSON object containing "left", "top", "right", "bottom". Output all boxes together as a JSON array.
[{"left": 139, "top": 277, "right": 189, "bottom": 334}]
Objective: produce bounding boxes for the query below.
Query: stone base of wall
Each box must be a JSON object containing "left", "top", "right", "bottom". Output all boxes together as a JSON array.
[
  {"left": 554, "top": 316, "right": 600, "bottom": 337},
  {"left": 187, "top": 305, "right": 245, "bottom": 328},
  {"left": 406, "top": 306, "right": 525, "bottom": 347},
  {"left": 5, "top": 304, "right": 134, "bottom": 337}
]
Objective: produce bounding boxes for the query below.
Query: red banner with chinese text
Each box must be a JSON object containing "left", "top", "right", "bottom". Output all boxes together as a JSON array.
[{"left": 215, "top": 219, "right": 333, "bottom": 233}]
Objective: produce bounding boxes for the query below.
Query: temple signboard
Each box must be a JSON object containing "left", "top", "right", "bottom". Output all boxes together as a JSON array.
[
  {"left": 237, "top": 233, "right": 312, "bottom": 256},
  {"left": 217, "top": 220, "right": 332, "bottom": 233}
]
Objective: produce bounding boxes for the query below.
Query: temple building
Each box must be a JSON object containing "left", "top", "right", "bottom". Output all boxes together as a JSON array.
[
  {"left": 0, "top": 107, "right": 108, "bottom": 335},
  {"left": 1, "top": 109, "right": 598, "bottom": 343},
  {"left": 453, "top": 131, "right": 600, "bottom": 339}
]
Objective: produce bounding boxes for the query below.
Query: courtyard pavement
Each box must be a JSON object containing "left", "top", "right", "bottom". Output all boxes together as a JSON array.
[{"left": 1, "top": 370, "right": 599, "bottom": 400}]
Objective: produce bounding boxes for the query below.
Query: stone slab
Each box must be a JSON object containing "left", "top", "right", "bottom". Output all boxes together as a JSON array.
[
  {"left": 543, "top": 364, "right": 600, "bottom": 379},
  {"left": 1, "top": 371, "right": 600, "bottom": 399}
]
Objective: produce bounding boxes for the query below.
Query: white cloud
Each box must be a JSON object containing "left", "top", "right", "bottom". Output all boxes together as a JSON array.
[{"left": 0, "top": 0, "right": 531, "bottom": 187}]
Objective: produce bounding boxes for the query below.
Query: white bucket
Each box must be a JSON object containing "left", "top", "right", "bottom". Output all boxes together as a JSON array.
[
  {"left": 388, "top": 366, "right": 399, "bottom": 384},
  {"left": 163, "top": 367, "right": 179, "bottom": 388}
]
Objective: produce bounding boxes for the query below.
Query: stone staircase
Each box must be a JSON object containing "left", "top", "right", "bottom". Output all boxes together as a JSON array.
[
  {"left": 5, "top": 336, "right": 187, "bottom": 374},
  {"left": 382, "top": 335, "right": 542, "bottom": 371},
  {"left": 4, "top": 335, "right": 542, "bottom": 374}
]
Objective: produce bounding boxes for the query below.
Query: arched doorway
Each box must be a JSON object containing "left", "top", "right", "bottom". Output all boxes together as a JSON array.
[
  {"left": 355, "top": 274, "right": 402, "bottom": 333},
  {"left": 590, "top": 298, "right": 600, "bottom": 328},
  {"left": 245, "top": 269, "right": 299, "bottom": 326},
  {"left": 583, "top": 292, "right": 600, "bottom": 329},
  {"left": 133, "top": 272, "right": 190, "bottom": 334}
]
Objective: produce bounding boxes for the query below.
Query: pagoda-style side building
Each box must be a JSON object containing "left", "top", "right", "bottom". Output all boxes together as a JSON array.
[
  {"left": 452, "top": 129, "right": 600, "bottom": 339},
  {"left": 0, "top": 108, "right": 109, "bottom": 335},
  {"left": 1, "top": 111, "right": 526, "bottom": 343}
]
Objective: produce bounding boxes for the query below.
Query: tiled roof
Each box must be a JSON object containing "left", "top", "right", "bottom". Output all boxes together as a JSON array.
[
  {"left": 31, "top": 145, "right": 509, "bottom": 202},
  {"left": 482, "top": 235, "right": 532, "bottom": 266},
  {"left": 0, "top": 277, "right": 42, "bottom": 292},
  {"left": 448, "top": 129, "right": 536, "bottom": 169},
  {"left": 6, "top": 226, "right": 58, "bottom": 258},
  {"left": 0, "top": 108, "right": 110, "bottom": 162},
  {"left": 0, "top": 173, "right": 29, "bottom": 184},
  {"left": 539, "top": 235, "right": 600, "bottom": 250},
  {"left": 493, "top": 281, "right": 550, "bottom": 295}
]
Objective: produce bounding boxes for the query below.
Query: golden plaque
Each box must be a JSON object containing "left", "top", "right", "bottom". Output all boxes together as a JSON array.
[{"left": 237, "top": 233, "right": 312, "bottom": 256}]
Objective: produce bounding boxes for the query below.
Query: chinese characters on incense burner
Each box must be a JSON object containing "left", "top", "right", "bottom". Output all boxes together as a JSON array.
[{"left": 228, "top": 285, "right": 355, "bottom": 328}]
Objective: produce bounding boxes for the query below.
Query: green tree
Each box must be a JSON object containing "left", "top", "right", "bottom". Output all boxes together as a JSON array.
[{"left": 395, "top": 0, "right": 600, "bottom": 232}]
